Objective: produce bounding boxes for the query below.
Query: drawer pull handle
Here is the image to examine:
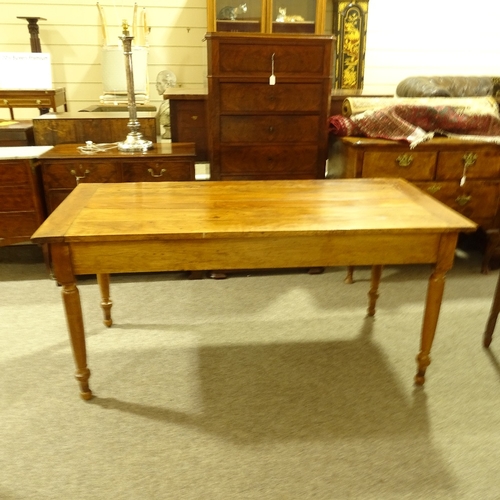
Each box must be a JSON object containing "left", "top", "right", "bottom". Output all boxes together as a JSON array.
[
  {"left": 191, "top": 115, "right": 198, "bottom": 121},
  {"left": 148, "top": 168, "right": 166, "bottom": 178},
  {"left": 70, "top": 168, "right": 90, "bottom": 185},
  {"left": 456, "top": 195, "right": 471, "bottom": 206},
  {"left": 36, "top": 99, "right": 42, "bottom": 105},
  {"left": 269, "top": 126, "right": 274, "bottom": 133},
  {"left": 2, "top": 99, "right": 8, "bottom": 104},
  {"left": 462, "top": 153, "right": 478, "bottom": 168},
  {"left": 460, "top": 153, "right": 477, "bottom": 186},
  {"left": 427, "top": 185, "right": 442, "bottom": 194},
  {"left": 396, "top": 154, "right": 414, "bottom": 167}
]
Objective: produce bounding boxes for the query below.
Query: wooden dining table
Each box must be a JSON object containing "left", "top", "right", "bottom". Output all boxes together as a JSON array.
[{"left": 31, "top": 178, "right": 477, "bottom": 400}]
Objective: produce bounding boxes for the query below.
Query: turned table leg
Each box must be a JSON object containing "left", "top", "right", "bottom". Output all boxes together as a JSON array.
[
  {"left": 367, "top": 265, "right": 383, "bottom": 316},
  {"left": 97, "top": 273, "right": 113, "bottom": 327},
  {"left": 415, "top": 233, "right": 458, "bottom": 386},
  {"left": 483, "top": 271, "right": 500, "bottom": 348},
  {"left": 51, "top": 243, "right": 92, "bottom": 400}
]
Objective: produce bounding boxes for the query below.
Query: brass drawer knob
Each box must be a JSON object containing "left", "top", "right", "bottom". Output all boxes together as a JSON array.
[
  {"left": 456, "top": 195, "right": 472, "bottom": 206},
  {"left": 148, "top": 167, "right": 166, "bottom": 178},
  {"left": 396, "top": 154, "right": 414, "bottom": 167}
]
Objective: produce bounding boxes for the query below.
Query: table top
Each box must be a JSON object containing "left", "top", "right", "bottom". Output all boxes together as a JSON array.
[
  {"left": 32, "top": 111, "right": 157, "bottom": 121},
  {"left": 31, "top": 178, "right": 477, "bottom": 245},
  {"left": 37, "top": 142, "right": 196, "bottom": 159}
]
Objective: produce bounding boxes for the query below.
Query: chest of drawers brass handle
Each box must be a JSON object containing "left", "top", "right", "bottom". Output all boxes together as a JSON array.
[
  {"left": 70, "top": 168, "right": 91, "bottom": 185},
  {"left": 427, "top": 185, "right": 442, "bottom": 194},
  {"left": 456, "top": 195, "right": 472, "bottom": 206},
  {"left": 462, "top": 153, "right": 477, "bottom": 168},
  {"left": 396, "top": 154, "right": 414, "bottom": 167},
  {"left": 148, "top": 167, "right": 166, "bottom": 178}
]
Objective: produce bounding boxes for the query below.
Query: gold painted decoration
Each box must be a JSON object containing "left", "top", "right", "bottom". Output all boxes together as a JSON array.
[{"left": 333, "top": 1, "right": 369, "bottom": 89}]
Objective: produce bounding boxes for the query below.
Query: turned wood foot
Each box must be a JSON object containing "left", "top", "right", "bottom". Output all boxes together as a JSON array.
[
  {"left": 344, "top": 266, "right": 354, "bottom": 284},
  {"left": 97, "top": 274, "right": 113, "bottom": 327},
  {"left": 367, "top": 265, "right": 382, "bottom": 316},
  {"left": 75, "top": 368, "right": 93, "bottom": 400},
  {"left": 415, "top": 351, "right": 431, "bottom": 386}
]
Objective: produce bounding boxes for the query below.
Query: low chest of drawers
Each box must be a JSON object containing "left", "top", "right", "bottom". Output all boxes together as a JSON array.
[
  {"left": 0, "top": 146, "right": 52, "bottom": 248},
  {"left": 339, "top": 136, "right": 500, "bottom": 272},
  {"left": 38, "top": 143, "right": 196, "bottom": 213}
]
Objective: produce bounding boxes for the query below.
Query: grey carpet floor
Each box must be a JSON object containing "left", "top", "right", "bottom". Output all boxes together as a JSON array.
[{"left": 1, "top": 244, "right": 500, "bottom": 500}]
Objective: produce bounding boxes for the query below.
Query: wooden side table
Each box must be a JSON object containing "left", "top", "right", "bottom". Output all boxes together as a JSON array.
[{"left": 0, "top": 88, "right": 68, "bottom": 119}]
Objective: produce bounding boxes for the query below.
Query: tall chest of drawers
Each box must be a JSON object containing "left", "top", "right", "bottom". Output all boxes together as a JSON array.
[
  {"left": 339, "top": 136, "right": 500, "bottom": 272},
  {"left": 206, "top": 32, "right": 334, "bottom": 180},
  {"left": 38, "top": 143, "right": 196, "bottom": 214}
]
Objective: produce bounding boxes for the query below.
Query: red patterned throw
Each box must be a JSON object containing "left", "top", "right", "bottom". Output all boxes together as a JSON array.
[{"left": 329, "top": 104, "right": 500, "bottom": 147}]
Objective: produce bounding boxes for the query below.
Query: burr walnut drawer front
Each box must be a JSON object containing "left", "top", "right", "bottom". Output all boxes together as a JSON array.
[
  {"left": 436, "top": 150, "right": 500, "bottom": 180},
  {"left": 122, "top": 161, "right": 195, "bottom": 182},
  {"left": 220, "top": 83, "right": 324, "bottom": 112},
  {"left": 220, "top": 115, "right": 320, "bottom": 143},
  {"left": 0, "top": 161, "right": 32, "bottom": 185},
  {"left": 220, "top": 145, "right": 320, "bottom": 178},
  {"left": 416, "top": 181, "right": 500, "bottom": 222},
  {"left": 1, "top": 213, "right": 40, "bottom": 239},
  {"left": 216, "top": 44, "right": 327, "bottom": 76},
  {"left": 0, "top": 185, "right": 36, "bottom": 211},
  {"left": 41, "top": 162, "right": 122, "bottom": 188},
  {"left": 361, "top": 151, "right": 437, "bottom": 181}
]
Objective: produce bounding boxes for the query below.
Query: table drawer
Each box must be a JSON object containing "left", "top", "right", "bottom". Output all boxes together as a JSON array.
[
  {"left": 174, "top": 101, "right": 207, "bottom": 128},
  {"left": 0, "top": 213, "right": 39, "bottom": 240},
  {"left": 1, "top": 97, "right": 53, "bottom": 107},
  {"left": 220, "top": 145, "right": 320, "bottom": 177},
  {"left": 436, "top": 150, "right": 500, "bottom": 180},
  {"left": 0, "top": 185, "right": 36, "bottom": 211},
  {"left": 220, "top": 83, "right": 323, "bottom": 112},
  {"left": 361, "top": 151, "right": 437, "bottom": 180},
  {"left": 122, "top": 161, "right": 194, "bottom": 182},
  {"left": 42, "top": 162, "right": 122, "bottom": 188},
  {"left": 0, "top": 161, "right": 31, "bottom": 185},
  {"left": 416, "top": 180, "right": 500, "bottom": 221},
  {"left": 220, "top": 115, "right": 320, "bottom": 143}
]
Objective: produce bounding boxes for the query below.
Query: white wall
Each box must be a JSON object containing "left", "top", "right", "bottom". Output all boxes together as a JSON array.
[
  {"left": 363, "top": 0, "right": 500, "bottom": 94},
  {"left": 1, "top": 0, "right": 500, "bottom": 119},
  {"left": 0, "top": 0, "right": 207, "bottom": 119}
]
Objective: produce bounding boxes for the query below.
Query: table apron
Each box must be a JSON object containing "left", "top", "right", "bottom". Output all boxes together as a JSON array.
[{"left": 67, "top": 233, "right": 446, "bottom": 275}]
